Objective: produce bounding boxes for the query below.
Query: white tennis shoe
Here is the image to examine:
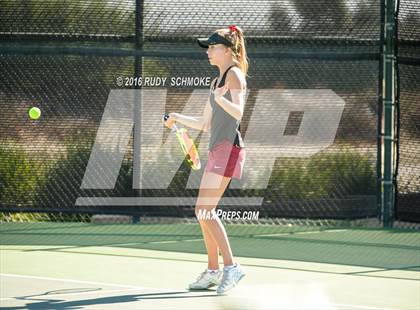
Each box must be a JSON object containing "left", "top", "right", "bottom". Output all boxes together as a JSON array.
[
  {"left": 217, "top": 263, "right": 246, "bottom": 295},
  {"left": 188, "top": 269, "right": 222, "bottom": 290}
]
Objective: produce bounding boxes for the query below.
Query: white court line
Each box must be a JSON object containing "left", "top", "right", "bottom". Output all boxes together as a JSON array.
[
  {"left": 86, "top": 238, "right": 204, "bottom": 248},
  {"left": 0, "top": 273, "right": 177, "bottom": 293},
  {"left": 255, "top": 229, "right": 348, "bottom": 238},
  {"left": 147, "top": 238, "right": 203, "bottom": 244}
]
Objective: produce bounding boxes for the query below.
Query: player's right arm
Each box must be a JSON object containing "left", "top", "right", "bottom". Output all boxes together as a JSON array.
[{"left": 163, "top": 78, "right": 215, "bottom": 132}]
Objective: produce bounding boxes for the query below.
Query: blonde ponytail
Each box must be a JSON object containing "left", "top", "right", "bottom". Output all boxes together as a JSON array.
[{"left": 217, "top": 26, "right": 249, "bottom": 77}]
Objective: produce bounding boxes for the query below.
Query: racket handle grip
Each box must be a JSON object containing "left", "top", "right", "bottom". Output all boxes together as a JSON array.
[{"left": 163, "top": 113, "right": 177, "bottom": 131}]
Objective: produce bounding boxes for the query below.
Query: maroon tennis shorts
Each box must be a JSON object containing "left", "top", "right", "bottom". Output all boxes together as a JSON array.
[{"left": 205, "top": 139, "right": 245, "bottom": 179}]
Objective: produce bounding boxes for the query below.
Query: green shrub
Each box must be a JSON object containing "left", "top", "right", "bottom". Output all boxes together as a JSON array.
[
  {"left": 36, "top": 145, "right": 92, "bottom": 206},
  {"left": 0, "top": 143, "right": 47, "bottom": 206},
  {"left": 269, "top": 148, "right": 376, "bottom": 199}
]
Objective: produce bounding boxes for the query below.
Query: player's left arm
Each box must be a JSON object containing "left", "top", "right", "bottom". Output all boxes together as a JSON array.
[{"left": 214, "top": 68, "right": 246, "bottom": 121}]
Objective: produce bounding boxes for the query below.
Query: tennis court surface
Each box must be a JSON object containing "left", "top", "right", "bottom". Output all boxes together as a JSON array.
[{"left": 1, "top": 222, "right": 419, "bottom": 309}]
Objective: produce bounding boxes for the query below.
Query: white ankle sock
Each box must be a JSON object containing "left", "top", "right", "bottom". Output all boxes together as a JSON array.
[
  {"left": 207, "top": 269, "right": 219, "bottom": 273},
  {"left": 223, "top": 263, "right": 237, "bottom": 270}
]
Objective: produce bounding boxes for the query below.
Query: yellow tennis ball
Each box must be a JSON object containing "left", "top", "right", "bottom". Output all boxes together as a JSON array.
[{"left": 28, "top": 107, "right": 41, "bottom": 120}]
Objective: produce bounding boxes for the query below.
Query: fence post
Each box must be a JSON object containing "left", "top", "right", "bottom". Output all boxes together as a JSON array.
[
  {"left": 382, "top": 0, "right": 397, "bottom": 227},
  {"left": 133, "top": 0, "right": 144, "bottom": 223}
]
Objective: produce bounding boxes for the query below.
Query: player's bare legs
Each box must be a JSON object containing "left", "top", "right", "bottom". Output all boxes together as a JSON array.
[
  {"left": 196, "top": 171, "right": 234, "bottom": 266},
  {"left": 199, "top": 219, "right": 220, "bottom": 270},
  {"left": 189, "top": 171, "right": 245, "bottom": 294}
]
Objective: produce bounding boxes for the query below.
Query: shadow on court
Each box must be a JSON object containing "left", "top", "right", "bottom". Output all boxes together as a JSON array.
[{"left": 4, "top": 290, "right": 220, "bottom": 310}]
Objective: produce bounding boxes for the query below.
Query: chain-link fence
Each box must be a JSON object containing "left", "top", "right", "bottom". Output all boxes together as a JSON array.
[{"left": 0, "top": 0, "right": 418, "bottom": 231}]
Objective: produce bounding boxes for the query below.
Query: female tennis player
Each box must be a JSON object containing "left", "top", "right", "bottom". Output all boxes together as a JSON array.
[{"left": 163, "top": 25, "right": 248, "bottom": 295}]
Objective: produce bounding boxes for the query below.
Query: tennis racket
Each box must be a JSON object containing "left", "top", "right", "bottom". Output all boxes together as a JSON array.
[{"left": 163, "top": 113, "right": 201, "bottom": 170}]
